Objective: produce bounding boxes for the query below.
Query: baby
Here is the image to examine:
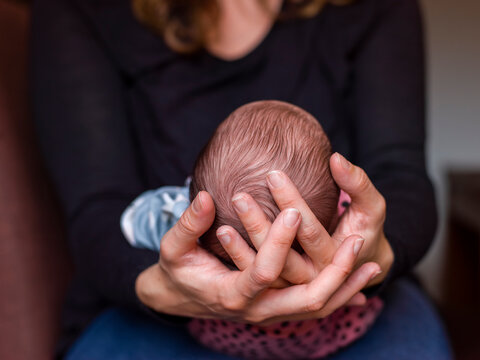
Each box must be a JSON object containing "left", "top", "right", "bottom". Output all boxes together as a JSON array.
[
  {"left": 121, "top": 100, "right": 383, "bottom": 360},
  {"left": 190, "top": 100, "right": 339, "bottom": 262}
]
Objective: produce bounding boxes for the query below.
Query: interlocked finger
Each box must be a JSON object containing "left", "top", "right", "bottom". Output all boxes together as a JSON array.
[
  {"left": 232, "top": 192, "right": 315, "bottom": 284},
  {"left": 217, "top": 225, "right": 290, "bottom": 288},
  {"left": 314, "top": 262, "right": 381, "bottom": 317},
  {"left": 245, "top": 235, "right": 367, "bottom": 321},
  {"left": 266, "top": 171, "right": 337, "bottom": 266},
  {"left": 236, "top": 208, "right": 301, "bottom": 299}
]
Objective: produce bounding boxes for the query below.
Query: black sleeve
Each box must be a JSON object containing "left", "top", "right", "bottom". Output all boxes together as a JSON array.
[
  {"left": 349, "top": 0, "right": 437, "bottom": 289},
  {"left": 31, "top": 0, "right": 158, "bottom": 308}
]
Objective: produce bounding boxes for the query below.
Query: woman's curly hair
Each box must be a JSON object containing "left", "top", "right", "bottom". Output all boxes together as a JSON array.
[{"left": 132, "top": 0, "right": 349, "bottom": 54}]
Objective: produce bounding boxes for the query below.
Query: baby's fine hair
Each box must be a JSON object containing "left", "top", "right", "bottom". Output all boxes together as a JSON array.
[{"left": 190, "top": 100, "right": 339, "bottom": 263}]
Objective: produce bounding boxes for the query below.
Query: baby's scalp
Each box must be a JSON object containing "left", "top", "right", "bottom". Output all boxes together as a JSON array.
[{"left": 190, "top": 100, "right": 339, "bottom": 263}]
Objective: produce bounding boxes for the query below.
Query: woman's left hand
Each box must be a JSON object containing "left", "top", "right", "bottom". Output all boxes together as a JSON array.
[{"left": 218, "top": 152, "right": 394, "bottom": 289}]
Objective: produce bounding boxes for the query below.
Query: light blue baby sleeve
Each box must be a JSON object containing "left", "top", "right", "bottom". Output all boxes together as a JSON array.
[{"left": 120, "top": 180, "right": 191, "bottom": 252}]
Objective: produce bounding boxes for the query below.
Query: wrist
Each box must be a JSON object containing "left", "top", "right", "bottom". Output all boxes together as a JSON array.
[
  {"left": 136, "top": 264, "right": 172, "bottom": 313},
  {"left": 136, "top": 264, "right": 193, "bottom": 324}
]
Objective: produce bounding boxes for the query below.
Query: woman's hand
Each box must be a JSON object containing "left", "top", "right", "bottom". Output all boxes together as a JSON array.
[
  {"left": 218, "top": 152, "right": 393, "bottom": 288},
  {"left": 135, "top": 190, "right": 380, "bottom": 324},
  {"left": 328, "top": 153, "right": 394, "bottom": 286}
]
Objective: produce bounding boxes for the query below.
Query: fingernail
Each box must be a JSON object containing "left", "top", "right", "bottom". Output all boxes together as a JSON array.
[
  {"left": 353, "top": 238, "right": 364, "bottom": 256},
  {"left": 217, "top": 232, "right": 231, "bottom": 245},
  {"left": 335, "top": 153, "right": 351, "bottom": 170},
  {"left": 370, "top": 270, "right": 383, "bottom": 281},
  {"left": 232, "top": 194, "right": 249, "bottom": 214},
  {"left": 192, "top": 192, "right": 203, "bottom": 213},
  {"left": 283, "top": 208, "right": 300, "bottom": 228},
  {"left": 267, "top": 170, "right": 284, "bottom": 189}
]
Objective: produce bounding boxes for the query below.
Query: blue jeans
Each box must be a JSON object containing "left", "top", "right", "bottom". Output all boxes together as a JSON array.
[{"left": 66, "top": 278, "right": 452, "bottom": 360}]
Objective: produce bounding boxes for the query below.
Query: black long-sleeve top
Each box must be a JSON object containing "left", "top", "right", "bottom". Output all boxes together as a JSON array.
[{"left": 31, "top": 0, "right": 437, "bottom": 354}]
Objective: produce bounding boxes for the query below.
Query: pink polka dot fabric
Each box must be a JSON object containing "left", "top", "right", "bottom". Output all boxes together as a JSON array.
[
  {"left": 188, "top": 297, "right": 383, "bottom": 359},
  {"left": 188, "top": 191, "right": 384, "bottom": 359}
]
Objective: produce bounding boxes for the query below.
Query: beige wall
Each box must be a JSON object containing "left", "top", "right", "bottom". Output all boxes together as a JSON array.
[{"left": 417, "top": 0, "right": 480, "bottom": 301}]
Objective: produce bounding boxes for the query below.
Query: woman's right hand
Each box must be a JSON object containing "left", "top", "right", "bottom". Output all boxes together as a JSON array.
[{"left": 135, "top": 190, "right": 378, "bottom": 325}]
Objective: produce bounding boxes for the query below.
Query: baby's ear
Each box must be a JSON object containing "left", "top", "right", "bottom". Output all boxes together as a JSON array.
[
  {"left": 327, "top": 190, "right": 351, "bottom": 234},
  {"left": 337, "top": 190, "right": 351, "bottom": 217}
]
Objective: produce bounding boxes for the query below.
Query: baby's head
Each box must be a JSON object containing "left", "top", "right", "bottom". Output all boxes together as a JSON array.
[{"left": 190, "top": 100, "right": 339, "bottom": 264}]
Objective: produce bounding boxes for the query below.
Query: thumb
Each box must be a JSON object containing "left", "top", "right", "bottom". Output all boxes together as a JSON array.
[
  {"left": 330, "top": 153, "right": 385, "bottom": 216},
  {"left": 161, "top": 191, "right": 215, "bottom": 260}
]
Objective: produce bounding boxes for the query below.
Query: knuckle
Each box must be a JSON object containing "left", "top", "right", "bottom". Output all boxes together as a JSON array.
[
  {"left": 246, "top": 220, "right": 265, "bottom": 237},
  {"left": 176, "top": 213, "right": 197, "bottom": 237},
  {"left": 221, "top": 296, "right": 247, "bottom": 312},
  {"left": 335, "top": 263, "right": 353, "bottom": 279},
  {"left": 250, "top": 267, "right": 277, "bottom": 287},
  {"left": 299, "top": 221, "right": 321, "bottom": 245},
  {"left": 229, "top": 252, "right": 245, "bottom": 265},
  {"left": 304, "top": 298, "right": 325, "bottom": 313},
  {"left": 272, "top": 234, "right": 294, "bottom": 248}
]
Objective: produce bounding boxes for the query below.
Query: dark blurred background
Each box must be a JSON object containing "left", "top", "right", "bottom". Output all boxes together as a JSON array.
[{"left": 0, "top": 0, "right": 479, "bottom": 359}]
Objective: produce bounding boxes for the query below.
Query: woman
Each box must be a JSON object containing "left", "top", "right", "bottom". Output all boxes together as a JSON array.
[{"left": 31, "top": 0, "right": 451, "bottom": 358}]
